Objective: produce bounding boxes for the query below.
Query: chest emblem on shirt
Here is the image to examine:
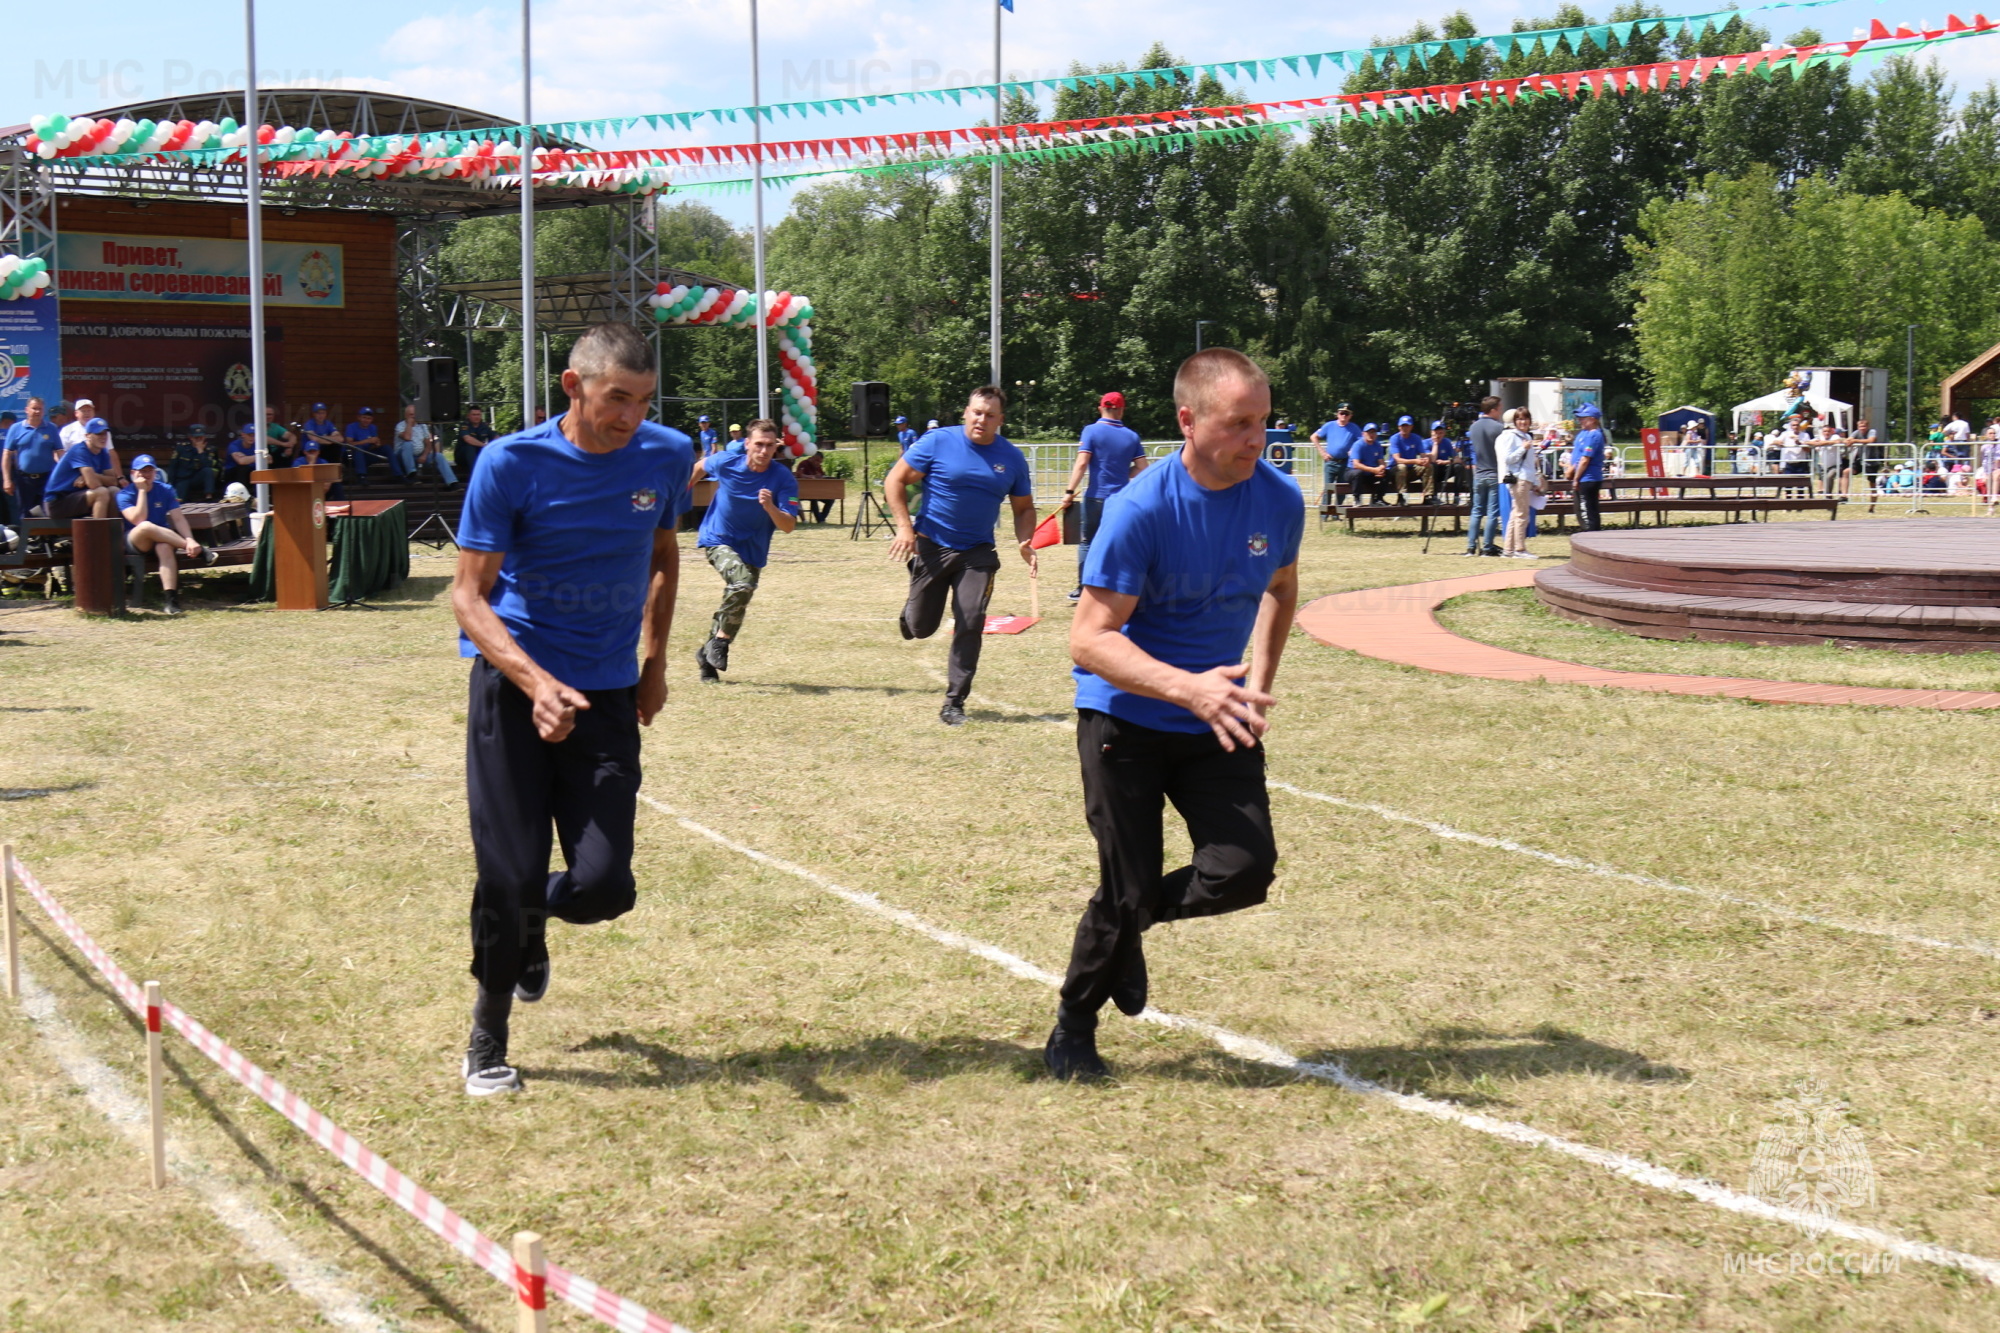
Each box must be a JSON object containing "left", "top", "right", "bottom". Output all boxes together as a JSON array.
[
  {"left": 631, "top": 487, "right": 659, "bottom": 512},
  {"left": 992, "top": 463, "right": 1008, "bottom": 473},
  {"left": 1248, "top": 532, "right": 1270, "bottom": 557}
]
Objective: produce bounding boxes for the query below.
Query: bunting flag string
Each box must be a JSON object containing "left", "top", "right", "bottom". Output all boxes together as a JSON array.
[
  {"left": 26, "top": 0, "right": 1851, "bottom": 165},
  {"left": 647, "top": 289, "right": 818, "bottom": 454}
]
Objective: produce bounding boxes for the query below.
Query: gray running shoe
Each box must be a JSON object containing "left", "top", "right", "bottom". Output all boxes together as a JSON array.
[{"left": 463, "top": 1029, "right": 522, "bottom": 1096}]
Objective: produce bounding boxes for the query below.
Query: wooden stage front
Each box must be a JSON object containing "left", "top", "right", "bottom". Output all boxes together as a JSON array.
[{"left": 1535, "top": 519, "right": 2000, "bottom": 652}]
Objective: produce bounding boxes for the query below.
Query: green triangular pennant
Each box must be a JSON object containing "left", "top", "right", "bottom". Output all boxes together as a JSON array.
[{"left": 1448, "top": 38, "right": 1473, "bottom": 58}]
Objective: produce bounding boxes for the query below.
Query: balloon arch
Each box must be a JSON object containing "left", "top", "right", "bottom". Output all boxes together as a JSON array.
[{"left": 648, "top": 284, "right": 818, "bottom": 457}]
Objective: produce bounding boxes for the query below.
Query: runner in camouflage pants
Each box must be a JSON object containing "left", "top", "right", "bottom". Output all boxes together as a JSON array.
[{"left": 705, "top": 544, "right": 760, "bottom": 640}]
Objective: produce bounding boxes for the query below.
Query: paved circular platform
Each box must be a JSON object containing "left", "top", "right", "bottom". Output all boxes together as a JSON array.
[{"left": 1537, "top": 519, "right": 2000, "bottom": 652}]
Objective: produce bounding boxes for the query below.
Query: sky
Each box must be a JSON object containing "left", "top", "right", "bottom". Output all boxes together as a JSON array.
[{"left": 8, "top": 0, "right": 2000, "bottom": 228}]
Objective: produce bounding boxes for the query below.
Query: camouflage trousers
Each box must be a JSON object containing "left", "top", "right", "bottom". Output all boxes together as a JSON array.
[{"left": 704, "top": 544, "right": 762, "bottom": 640}]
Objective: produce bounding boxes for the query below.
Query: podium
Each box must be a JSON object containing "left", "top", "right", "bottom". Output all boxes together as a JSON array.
[{"left": 251, "top": 464, "right": 341, "bottom": 610}]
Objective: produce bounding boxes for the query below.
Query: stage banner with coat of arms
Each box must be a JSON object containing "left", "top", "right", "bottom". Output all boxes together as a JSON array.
[
  {"left": 57, "top": 233, "right": 343, "bottom": 309},
  {"left": 61, "top": 320, "right": 285, "bottom": 454},
  {"left": 0, "top": 293, "right": 61, "bottom": 409}
]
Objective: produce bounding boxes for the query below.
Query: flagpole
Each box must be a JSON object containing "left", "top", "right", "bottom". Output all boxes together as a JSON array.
[
  {"left": 520, "top": 0, "right": 536, "bottom": 432},
  {"left": 751, "top": 0, "right": 770, "bottom": 421},
  {"left": 244, "top": 0, "right": 269, "bottom": 515},
  {"left": 989, "top": 0, "right": 1003, "bottom": 387}
]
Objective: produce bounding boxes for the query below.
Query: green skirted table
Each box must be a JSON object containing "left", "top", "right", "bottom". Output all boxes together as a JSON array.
[{"left": 250, "top": 499, "right": 410, "bottom": 604}]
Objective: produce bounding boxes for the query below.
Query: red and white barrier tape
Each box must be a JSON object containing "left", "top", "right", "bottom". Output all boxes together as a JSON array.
[{"left": 7, "top": 853, "right": 691, "bottom": 1333}]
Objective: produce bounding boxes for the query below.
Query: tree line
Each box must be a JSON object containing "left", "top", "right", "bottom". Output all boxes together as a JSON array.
[{"left": 439, "top": 5, "right": 2000, "bottom": 441}]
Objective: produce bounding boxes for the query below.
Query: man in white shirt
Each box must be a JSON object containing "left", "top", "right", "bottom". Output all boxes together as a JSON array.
[{"left": 60, "top": 397, "right": 107, "bottom": 450}]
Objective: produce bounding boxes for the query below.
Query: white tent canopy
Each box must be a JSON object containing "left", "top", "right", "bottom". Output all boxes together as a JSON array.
[{"left": 1731, "top": 388, "right": 1852, "bottom": 432}]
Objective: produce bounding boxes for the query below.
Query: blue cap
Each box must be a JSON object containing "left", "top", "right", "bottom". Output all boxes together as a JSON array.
[
  {"left": 895, "top": 415, "right": 908, "bottom": 424},
  {"left": 1431, "top": 420, "right": 1447, "bottom": 431},
  {"left": 1362, "top": 422, "right": 1379, "bottom": 433},
  {"left": 300, "top": 437, "right": 320, "bottom": 449},
  {"left": 1575, "top": 402, "right": 1602, "bottom": 418},
  {"left": 311, "top": 402, "right": 327, "bottom": 412},
  {"left": 129, "top": 453, "right": 158, "bottom": 471},
  {"left": 1397, "top": 414, "right": 1414, "bottom": 426},
  {"left": 357, "top": 406, "right": 374, "bottom": 415},
  {"left": 84, "top": 416, "right": 110, "bottom": 435},
  {"left": 698, "top": 414, "right": 710, "bottom": 422}
]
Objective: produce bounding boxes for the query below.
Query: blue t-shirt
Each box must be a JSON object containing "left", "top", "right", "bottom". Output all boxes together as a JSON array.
[
  {"left": 697, "top": 451, "right": 800, "bottom": 569},
  {"left": 1389, "top": 430, "right": 1425, "bottom": 460},
  {"left": 1350, "top": 439, "right": 1386, "bottom": 469},
  {"left": 1316, "top": 421, "right": 1360, "bottom": 465},
  {"left": 454, "top": 415, "right": 696, "bottom": 690},
  {"left": 302, "top": 417, "right": 341, "bottom": 445},
  {"left": 1075, "top": 453, "right": 1305, "bottom": 733},
  {"left": 344, "top": 422, "right": 378, "bottom": 445},
  {"left": 1078, "top": 418, "right": 1146, "bottom": 500},
  {"left": 698, "top": 428, "right": 719, "bottom": 453},
  {"left": 1569, "top": 428, "right": 1610, "bottom": 482},
  {"left": 897, "top": 428, "right": 918, "bottom": 450},
  {"left": 902, "top": 426, "right": 1033, "bottom": 550},
  {"left": 292, "top": 451, "right": 326, "bottom": 466},
  {"left": 46, "top": 441, "right": 114, "bottom": 500},
  {"left": 114, "top": 479, "right": 181, "bottom": 529},
  {"left": 4, "top": 420, "right": 61, "bottom": 473},
  {"left": 1432, "top": 436, "right": 1457, "bottom": 461}
]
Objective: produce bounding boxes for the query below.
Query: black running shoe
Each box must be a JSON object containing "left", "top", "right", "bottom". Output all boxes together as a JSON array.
[
  {"left": 705, "top": 636, "right": 731, "bottom": 672},
  {"left": 1111, "top": 940, "right": 1148, "bottom": 1017},
  {"left": 514, "top": 954, "right": 550, "bottom": 1004},
  {"left": 696, "top": 643, "right": 719, "bottom": 683},
  {"left": 1044, "top": 1024, "right": 1110, "bottom": 1082},
  {"left": 939, "top": 701, "right": 967, "bottom": 727},
  {"left": 462, "top": 1029, "right": 522, "bottom": 1096}
]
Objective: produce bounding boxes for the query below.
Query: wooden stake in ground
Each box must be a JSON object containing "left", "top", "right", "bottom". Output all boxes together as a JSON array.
[
  {"left": 1031, "top": 565, "right": 1041, "bottom": 620},
  {"left": 514, "top": 1232, "right": 549, "bottom": 1332},
  {"left": 2, "top": 842, "right": 17, "bottom": 1002},
  {"left": 144, "top": 980, "right": 166, "bottom": 1189}
]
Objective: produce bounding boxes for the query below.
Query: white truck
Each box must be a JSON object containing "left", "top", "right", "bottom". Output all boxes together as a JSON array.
[{"left": 1488, "top": 377, "right": 1604, "bottom": 428}]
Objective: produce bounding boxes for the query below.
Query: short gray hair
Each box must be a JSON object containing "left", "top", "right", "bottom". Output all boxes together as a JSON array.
[{"left": 569, "top": 322, "right": 656, "bottom": 383}]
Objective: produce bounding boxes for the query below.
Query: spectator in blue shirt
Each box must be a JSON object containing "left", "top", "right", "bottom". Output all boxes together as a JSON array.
[
  {"left": 885, "top": 386, "right": 1037, "bottom": 727},
  {"left": 1060, "top": 390, "right": 1148, "bottom": 602},
  {"left": 1427, "top": 421, "right": 1461, "bottom": 503},
  {"left": 1345, "top": 424, "right": 1390, "bottom": 506},
  {"left": 223, "top": 425, "right": 261, "bottom": 491},
  {"left": 449, "top": 321, "right": 694, "bottom": 1097},
  {"left": 895, "top": 415, "right": 918, "bottom": 451},
  {"left": 457, "top": 407, "right": 494, "bottom": 478},
  {"left": 1565, "top": 403, "right": 1610, "bottom": 531},
  {"left": 2, "top": 396, "right": 63, "bottom": 521},
  {"left": 44, "top": 417, "right": 121, "bottom": 520},
  {"left": 697, "top": 415, "right": 720, "bottom": 454},
  {"left": 344, "top": 408, "right": 390, "bottom": 478},
  {"left": 292, "top": 438, "right": 346, "bottom": 499},
  {"left": 1047, "top": 347, "right": 1301, "bottom": 1083},
  {"left": 1388, "top": 416, "right": 1426, "bottom": 504},
  {"left": 690, "top": 419, "right": 800, "bottom": 681},
  {"left": 117, "top": 454, "right": 212, "bottom": 614},
  {"left": 300, "top": 402, "right": 342, "bottom": 461},
  {"left": 1309, "top": 406, "right": 1361, "bottom": 505}
]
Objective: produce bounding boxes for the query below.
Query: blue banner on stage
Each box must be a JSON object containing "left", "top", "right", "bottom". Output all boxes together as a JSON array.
[{"left": 0, "top": 295, "right": 61, "bottom": 412}]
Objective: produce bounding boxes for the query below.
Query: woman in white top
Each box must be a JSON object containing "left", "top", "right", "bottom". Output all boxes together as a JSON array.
[
  {"left": 1981, "top": 421, "right": 2000, "bottom": 512},
  {"left": 396, "top": 404, "right": 457, "bottom": 485},
  {"left": 1499, "top": 408, "right": 1544, "bottom": 558}
]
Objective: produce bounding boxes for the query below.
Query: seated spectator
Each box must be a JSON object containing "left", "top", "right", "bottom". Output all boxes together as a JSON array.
[
  {"left": 168, "top": 422, "right": 217, "bottom": 501},
  {"left": 393, "top": 404, "right": 429, "bottom": 479},
  {"left": 44, "top": 416, "right": 121, "bottom": 520},
  {"left": 61, "top": 397, "right": 106, "bottom": 450},
  {"left": 117, "top": 454, "right": 214, "bottom": 615},
  {"left": 344, "top": 407, "right": 389, "bottom": 479},
  {"left": 223, "top": 425, "right": 260, "bottom": 490},
  {"left": 456, "top": 406, "right": 493, "bottom": 478},
  {"left": 293, "top": 438, "right": 346, "bottom": 499},
  {"left": 264, "top": 406, "right": 298, "bottom": 464},
  {"left": 299, "top": 402, "right": 342, "bottom": 458},
  {"left": 727, "top": 422, "right": 745, "bottom": 452},
  {"left": 1346, "top": 423, "right": 1391, "bottom": 505},
  {"left": 793, "top": 447, "right": 832, "bottom": 521}
]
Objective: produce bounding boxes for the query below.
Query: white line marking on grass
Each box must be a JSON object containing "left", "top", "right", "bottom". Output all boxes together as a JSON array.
[
  {"left": 930, "top": 668, "right": 2000, "bottom": 962},
  {"left": 638, "top": 790, "right": 2000, "bottom": 1286},
  {"left": 15, "top": 961, "right": 396, "bottom": 1332}
]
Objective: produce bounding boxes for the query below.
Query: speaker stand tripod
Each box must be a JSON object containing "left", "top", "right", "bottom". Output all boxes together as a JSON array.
[{"left": 849, "top": 436, "right": 892, "bottom": 539}]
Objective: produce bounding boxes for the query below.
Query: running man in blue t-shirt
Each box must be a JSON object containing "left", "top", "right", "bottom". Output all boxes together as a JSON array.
[
  {"left": 884, "top": 386, "right": 1036, "bottom": 727},
  {"left": 1046, "top": 348, "right": 1303, "bottom": 1083},
  {"left": 448, "top": 323, "right": 694, "bottom": 1097},
  {"left": 116, "top": 454, "right": 212, "bottom": 614},
  {"left": 1059, "top": 390, "right": 1149, "bottom": 601},
  {"left": 1565, "top": 402, "right": 1609, "bottom": 531},
  {"left": 690, "top": 418, "right": 800, "bottom": 682}
]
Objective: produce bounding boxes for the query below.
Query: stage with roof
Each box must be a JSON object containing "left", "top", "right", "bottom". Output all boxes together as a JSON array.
[{"left": 0, "top": 88, "right": 693, "bottom": 455}]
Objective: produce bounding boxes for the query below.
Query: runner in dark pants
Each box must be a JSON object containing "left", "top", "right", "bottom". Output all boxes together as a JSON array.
[
  {"left": 885, "top": 386, "right": 1038, "bottom": 727},
  {"left": 1047, "top": 347, "right": 1303, "bottom": 1082},
  {"left": 449, "top": 322, "right": 692, "bottom": 1096},
  {"left": 1059, "top": 390, "right": 1148, "bottom": 601}
]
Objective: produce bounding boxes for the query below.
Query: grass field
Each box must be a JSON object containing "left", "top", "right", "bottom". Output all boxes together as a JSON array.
[{"left": 5, "top": 511, "right": 2000, "bottom": 1332}]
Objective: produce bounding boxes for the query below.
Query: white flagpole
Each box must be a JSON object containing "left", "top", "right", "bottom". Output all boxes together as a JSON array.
[
  {"left": 244, "top": 0, "right": 269, "bottom": 514},
  {"left": 520, "top": 0, "right": 536, "bottom": 432},
  {"left": 751, "top": 0, "right": 770, "bottom": 421},
  {"left": 990, "top": 0, "right": 1003, "bottom": 386}
]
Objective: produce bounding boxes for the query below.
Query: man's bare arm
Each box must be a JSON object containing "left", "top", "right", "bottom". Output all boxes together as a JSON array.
[
  {"left": 636, "top": 528, "right": 679, "bottom": 726},
  {"left": 1010, "top": 492, "right": 1038, "bottom": 569},
  {"left": 1244, "top": 562, "right": 1299, "bottom": 705},
  {"left": 884, "top": 457, "right": 921, "bottom": 560},
  {"left": 1071, "top": 587, "right": 1274, "bottom": 751},
  {"left": 1063, "top": 450, "right": 1091, "bottom": 500},
  {"left": 451, "top": 549, "right": 591, "bottom": 742}
]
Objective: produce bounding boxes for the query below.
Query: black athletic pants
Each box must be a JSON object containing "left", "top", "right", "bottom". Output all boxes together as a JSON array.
[
  {"left": 1058, "top": 709, "right": 1277, "bottom": 1029},
  {"left": 1575, "top": 479, "right": 1603, "bottom": 531},
  {"left": 899, "top": 535, "right": 999, "bottom": 705},
  {"left": 465, "top": 656, "right": 642, "bottom": 995}
]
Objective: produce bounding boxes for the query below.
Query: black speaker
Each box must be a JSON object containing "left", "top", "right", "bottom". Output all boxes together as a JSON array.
[
  {"left": 411, "top": 356, "right": 462, "bottom": 422},
  {"left": 849, "top": 381, "right": 890, "bottom": 437}
]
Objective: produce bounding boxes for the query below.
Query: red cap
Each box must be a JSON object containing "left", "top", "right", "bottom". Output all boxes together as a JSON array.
[{"left": 1100, "top": 391, "right": 1125, "bottom": 410}]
